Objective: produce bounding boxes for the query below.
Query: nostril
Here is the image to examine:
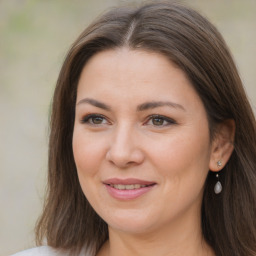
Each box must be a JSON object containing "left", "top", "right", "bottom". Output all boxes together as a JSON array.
[{"left": 106, "top": 146, "right": 144, "bottom": 168}]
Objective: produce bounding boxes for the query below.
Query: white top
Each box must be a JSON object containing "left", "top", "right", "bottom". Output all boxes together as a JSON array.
[
  {"left": 10, "top": 246, "right": 89, "bottom": 256},
  {"left": 11, "top": 246, "right": 66, "bottom": 256}
]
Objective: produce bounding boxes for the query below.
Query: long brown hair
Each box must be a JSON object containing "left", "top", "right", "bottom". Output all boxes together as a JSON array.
[{"left": 36, "top": 1, "right": 256, "bottom": 255}]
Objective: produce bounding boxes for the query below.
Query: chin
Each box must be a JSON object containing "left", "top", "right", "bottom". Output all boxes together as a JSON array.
[
  {"left": 109, "top": 222, "right": 153, "bottom": 235},
  {"left": 101, "top": 210, "right": 158, "bottom": 234}
]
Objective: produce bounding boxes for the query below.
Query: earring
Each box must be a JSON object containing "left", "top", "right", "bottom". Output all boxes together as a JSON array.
[{"left": 214, "top": 160, "right": 222, "bottom": 194}]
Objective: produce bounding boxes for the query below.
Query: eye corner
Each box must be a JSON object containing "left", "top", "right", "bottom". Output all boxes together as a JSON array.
[
  {"left": 144, "top": 114, "right": 177, "bottom": 127},
  {"left": 80, "top": 113, "right": 111, "bottom": 126}
]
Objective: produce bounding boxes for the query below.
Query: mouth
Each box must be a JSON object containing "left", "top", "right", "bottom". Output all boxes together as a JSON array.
[
  {"left": 108, "top": 184, "right": 154, "bottom": 190},
  {"left": 103, "top": 178, "right": 156, "bottom": 200}
]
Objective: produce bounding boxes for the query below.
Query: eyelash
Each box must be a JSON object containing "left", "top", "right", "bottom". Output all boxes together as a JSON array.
[
  {"left": 80, "top": 114, "right": 176, "bottom": 127},
  {"left": 80, "top": 114, "right": 109, "bottom": 125},
  {"left": 144, "top": 115, "right": 177, "bottom": 127}
]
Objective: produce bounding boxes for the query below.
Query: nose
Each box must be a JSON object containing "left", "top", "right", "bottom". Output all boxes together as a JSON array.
[{"left": 106, "top": 124, "right": 145, "bottom": 168}]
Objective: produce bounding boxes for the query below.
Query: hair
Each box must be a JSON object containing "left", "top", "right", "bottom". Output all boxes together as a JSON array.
[{"left": 35, "top": 1, "right": 256, "bottom": 255}]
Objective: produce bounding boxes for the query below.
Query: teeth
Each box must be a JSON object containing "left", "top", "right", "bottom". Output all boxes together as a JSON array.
[{"left": 110, "top": 184, "right": 148, "bottom": 190}]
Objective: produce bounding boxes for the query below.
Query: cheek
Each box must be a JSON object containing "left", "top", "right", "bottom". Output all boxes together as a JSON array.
[
  {"left": 72, "top": 130, "right": 106, "bottom": 176},
  {"left": 150, "top": 133, "right": 211, "bottom": 216},
  {"left": 149, "top": 128, "right": 211, "bottom": 184},
  {"left": 72, "top": 130, "right": 106, "bottom": 205}
]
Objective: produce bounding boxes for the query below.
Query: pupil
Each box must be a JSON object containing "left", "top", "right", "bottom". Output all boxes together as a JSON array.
[
  {"left": 92, "top": 117, "right": 103, "bottom": 124},
  {"left": 153, "top": 117, "right": 163, "bottom": 125}
]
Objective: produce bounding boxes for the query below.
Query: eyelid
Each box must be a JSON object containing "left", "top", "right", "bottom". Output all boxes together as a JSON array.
[
  {"left": 80, "top": 113, "right": 110, "bottom": 125},
  {"left": 79, "top": 113, "right": 176, "bottom": 127},
  {"left": 144, "top": 114, "right": 177, "bottom": 126}
]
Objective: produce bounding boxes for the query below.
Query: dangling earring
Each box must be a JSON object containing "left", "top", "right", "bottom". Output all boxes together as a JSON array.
[{"left": 214, "top": 160, "right": 222, "bottom": 194}]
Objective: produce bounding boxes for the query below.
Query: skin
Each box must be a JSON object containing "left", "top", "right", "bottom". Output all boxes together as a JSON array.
[{"left": 73, "top": 48, "right": 234, "bottom": 256}]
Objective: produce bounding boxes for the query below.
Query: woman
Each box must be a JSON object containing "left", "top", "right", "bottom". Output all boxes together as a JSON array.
[{"left": 13, "top": 1, "right": 256, "bottom": 256}]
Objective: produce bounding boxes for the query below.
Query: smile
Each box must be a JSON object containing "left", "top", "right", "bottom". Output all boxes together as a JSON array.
[
  {"left": 103, "top": 178, "right": 156, "bottom": 200},
  {"left": 109, "top": 184, "right": 149, "bottom": 190}
]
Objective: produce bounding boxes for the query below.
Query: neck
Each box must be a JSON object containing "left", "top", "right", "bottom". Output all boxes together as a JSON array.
[{"left": 97, "top": 211, "right": 215, "bottom": 256}]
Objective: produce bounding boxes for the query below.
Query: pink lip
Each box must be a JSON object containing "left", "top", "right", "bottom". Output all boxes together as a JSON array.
[
  {"left": 103, "top": 178, "right": 155, "bottom": 186},
  {"left": 103, "top": 178, "right": 156, "bottom": 200}
]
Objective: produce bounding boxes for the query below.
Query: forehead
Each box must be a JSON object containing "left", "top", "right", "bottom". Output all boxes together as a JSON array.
[
  {"left": 78, "top": 48, "right": 187, "bottom": 89},
  {"left": 76, "top": 48, "right": 202, "bottom": 111}
]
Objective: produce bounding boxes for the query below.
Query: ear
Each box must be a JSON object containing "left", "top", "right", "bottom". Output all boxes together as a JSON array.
[{"left": 209, "top": 119, "right": 235, "bottom": 172}]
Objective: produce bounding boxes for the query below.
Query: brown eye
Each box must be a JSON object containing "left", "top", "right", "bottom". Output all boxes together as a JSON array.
[
  {"left": 145, "top": 115, "right": 176, "bottom": 127},
  {"left": 81, "top": 114, "right": 109, "bottom": 125},
  {"left": 152, "top": 117, "right": 165, "bottom": 126},
  {"left": 91, "top": 116, "right": 104, "bottom": 124}
]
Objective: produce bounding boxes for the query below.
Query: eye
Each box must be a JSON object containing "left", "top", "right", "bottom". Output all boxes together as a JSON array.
[
  {"left": 80, "top": 114, "right": 109, "bottom": 125},
  {"left": 145, "top": 115, "right": 176, "bottom": 127}
]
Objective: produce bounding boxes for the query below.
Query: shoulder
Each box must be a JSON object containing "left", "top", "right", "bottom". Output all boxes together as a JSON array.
[{"left": 10, "top": 246, "right": 70, "bottom": 256}]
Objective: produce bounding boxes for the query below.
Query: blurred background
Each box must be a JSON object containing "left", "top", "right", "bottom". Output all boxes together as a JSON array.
[{"left": 0, "top": 0, "right": 255, "bottom": 255}]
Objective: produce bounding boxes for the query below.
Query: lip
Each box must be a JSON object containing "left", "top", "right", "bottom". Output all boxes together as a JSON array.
[
  {"left": 103, "top": 178, "right": 156, "bottom": 200},
  {"left": 103, "top": 178, "right": 155, "bottom": 186}
]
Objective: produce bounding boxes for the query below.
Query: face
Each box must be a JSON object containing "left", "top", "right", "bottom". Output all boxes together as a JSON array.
[{"left": 73, "top": 48, "right": 214, "bottom": 235}]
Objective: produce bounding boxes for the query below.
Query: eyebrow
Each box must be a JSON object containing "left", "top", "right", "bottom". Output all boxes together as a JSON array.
[
  {"left": 137, "top": 101, "right": 185, "bottom": 112},
  {"left": 76, "top": 98, "right": 185, "bottom": 112},
  {"left": 76, "top": 98, "right": 111, "bottom": 111}
]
